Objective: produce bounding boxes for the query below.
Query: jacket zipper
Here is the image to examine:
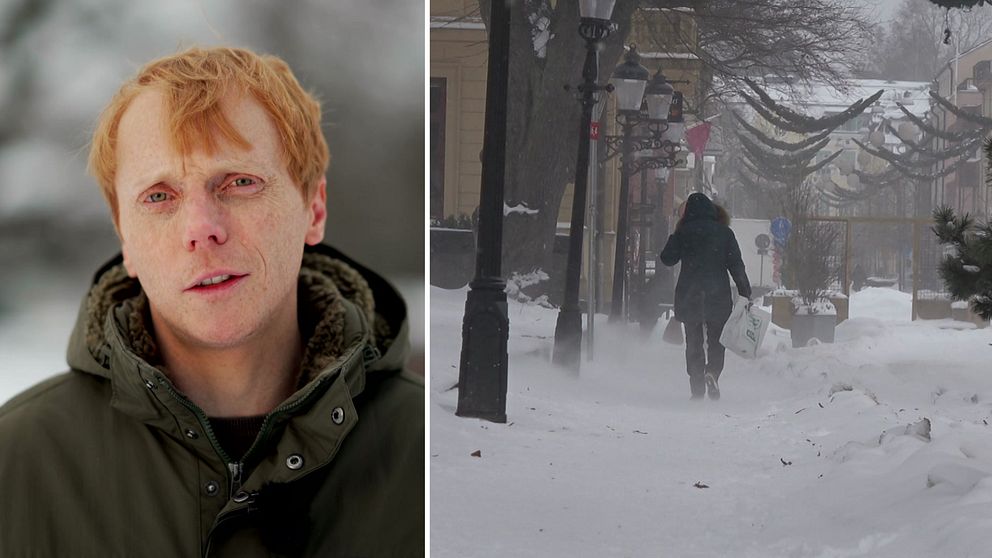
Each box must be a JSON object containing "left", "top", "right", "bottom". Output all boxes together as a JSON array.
[
  {"left": 228, "top": 462, "right": 243, "bottom": 496},
  {"left": 199, "top": 338, "right": 373, "bottom": 557}
]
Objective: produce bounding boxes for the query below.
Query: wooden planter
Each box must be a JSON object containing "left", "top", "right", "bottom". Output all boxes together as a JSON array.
[
  {"left": 791, "top": 312, "right": 837, "bottom": 348},
  {"left": 767, "top": 294, "right": 847, "bottom": 330},
  {"left": 915, "top": 299, "right": 952, "bottom": 320}
]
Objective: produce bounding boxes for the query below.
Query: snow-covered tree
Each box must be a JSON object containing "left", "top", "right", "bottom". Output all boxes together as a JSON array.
[{"left": 932, "top": 194, "right": 992, "bottom": 319}]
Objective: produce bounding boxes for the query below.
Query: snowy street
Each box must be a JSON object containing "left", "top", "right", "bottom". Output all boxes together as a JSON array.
[{"left": 430, "top": 287, "right": 992, "bottom": 557}]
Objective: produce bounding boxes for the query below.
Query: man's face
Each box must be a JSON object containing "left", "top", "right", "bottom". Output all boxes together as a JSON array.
[{"left": 115, "top": 90, "right": 326, "bottom": 349}]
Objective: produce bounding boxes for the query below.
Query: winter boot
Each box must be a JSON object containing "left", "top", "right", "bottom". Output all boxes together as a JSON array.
[
  {"left": 689, "top": 376, "right": 705, "bottom": 400},
  {"left": 704, "top": 373, "right": 720, "bottom": 401}
]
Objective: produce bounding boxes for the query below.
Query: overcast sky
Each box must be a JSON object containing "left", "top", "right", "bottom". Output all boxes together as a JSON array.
[{"left": 871, "top": 0, "right": 903, "bottom": 23}]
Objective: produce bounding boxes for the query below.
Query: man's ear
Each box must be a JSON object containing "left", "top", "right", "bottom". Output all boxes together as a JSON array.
[{"left": 304, "top": 177, "right": 327, "bottom": 246}]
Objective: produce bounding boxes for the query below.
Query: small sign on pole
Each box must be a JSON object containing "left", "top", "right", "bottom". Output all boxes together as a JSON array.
[
  {"left": 771, "top": 217, "right": 791, "bottom": 246},
  {"left": 590, "top": 121, "right": 600, "bottom": 140}
]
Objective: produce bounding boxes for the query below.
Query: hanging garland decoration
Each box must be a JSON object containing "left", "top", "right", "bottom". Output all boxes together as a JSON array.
[
  {"left": 742, "top": 78, "right": 884, "bottom": 133},
  {"left": 852, "top": 138, "right": 979, "bottom": 168},
  {"left": 893, "top": 103, "right": 976, "bottom": 143},
  {"left": 853, "top": 167, "right": 904, "bottom": 188},
  {"left": 731, "top": 111, "right": 838, "bottom": 151},
  {"left": 873, "top": 153, "right": 970, "bottom": 181},
  {"left": 740, "top": 149, "right": 842, "bottom": 186},
  {"left": 818, "top": 177, "right": 885, "bottom": 203},
  {"left": 736, "top": 130, "right": 832, "bottom": 169},
  {"left": 885, "top": 126, "right": 939, "bottom": 157},
  {"left": 929, "top": 90, "right": 992, "bottom": 129},
  {"left": 817, "top": 186, "right": 865, "bottom": 208},
  {"left": 739, "top": 91, "right": 809, "bottom": 134},
  {"left": 816, "top": 188, "right": 853, "bottom": 208},
  {"left": 886, "top": 126, "right": 931, "bottom": 157},
  {"left": 886, "top": 127, "right": 984, "bottom": 162}
]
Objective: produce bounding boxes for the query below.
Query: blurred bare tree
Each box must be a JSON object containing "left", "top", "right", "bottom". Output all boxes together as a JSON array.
[
  {"left": 871, "top": 0, "right": 992, "bottom": 81},
  {"left": 0, "top": 0, "right": 423, "bottom": 310}
]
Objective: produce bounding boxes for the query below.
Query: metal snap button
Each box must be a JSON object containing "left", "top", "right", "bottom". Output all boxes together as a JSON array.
[
  {"left": 232, "top": 491, "right": 250, "bottom": 503},
  {"left": 331, "top": 407, "right": 345, "bottom": 425},
  {"left": 286, "top": 454, "right": 304, "bottom": 470},
  {"left": 204, "top": 481, "right": 219, "bottom": 496},
  {"left": 184, "top": 429, "right": 198, "bottom": 440}
]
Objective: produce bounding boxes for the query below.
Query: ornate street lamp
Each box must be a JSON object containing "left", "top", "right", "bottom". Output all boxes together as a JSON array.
[
  {"left": 606, "top": 48, "right": 650, "bottom": 322},
  {"left": 551, "top": 0, "right": 616, "bottom": 372},
  {"left": 644, "top": 71, "right": 675, "bottom": 121},
  {"left": 606, "top": 61, "right": 683, "bottom": 322},
  {"left": 456, "top": 0, "right": 512, "bottom": 422}
]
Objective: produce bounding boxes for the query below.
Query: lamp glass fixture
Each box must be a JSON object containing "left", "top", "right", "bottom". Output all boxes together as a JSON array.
[
  {"left": 611, "top": 48, "right": 649, "bottom": 113},
  {"left": 644, "top": 73, "right": 674, "bottom": 121},
  {"left": 580, "top": 0, "right": 616, "bottom": 21}
]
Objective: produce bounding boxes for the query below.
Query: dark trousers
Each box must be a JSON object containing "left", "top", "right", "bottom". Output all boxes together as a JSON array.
[{"left": 683, "top": 320, "right": 726, "bottom": 381}]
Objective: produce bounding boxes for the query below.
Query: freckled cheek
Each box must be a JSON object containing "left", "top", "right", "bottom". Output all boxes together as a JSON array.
[
  {"left": 249, "top": 208, "right": 308, "bottom": 281},
  {"left": 121, "top": 216, "right": 178, "bottom": 286}
]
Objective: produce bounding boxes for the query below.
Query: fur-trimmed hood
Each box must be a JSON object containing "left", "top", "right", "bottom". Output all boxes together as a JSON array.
[
  {"left": 0, "top": 243, "right": 424, "bottom": 555},
  {"left": 66, "top": 243, "right": 409, "bottom": 401}
]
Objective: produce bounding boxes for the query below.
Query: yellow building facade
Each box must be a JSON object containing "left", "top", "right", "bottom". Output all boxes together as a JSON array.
[{"left": 430, "top": 3, "right": 705, "bottom": 310}]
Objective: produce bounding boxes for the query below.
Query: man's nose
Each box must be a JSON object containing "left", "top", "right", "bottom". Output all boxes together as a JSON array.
[{"left": 182, "top": 196, "right": 228, "bottom": 251}]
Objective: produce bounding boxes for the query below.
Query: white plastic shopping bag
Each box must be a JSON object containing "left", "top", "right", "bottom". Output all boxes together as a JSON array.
[{"left": 719, "top": 296, "right": 770, "bottom": 359}]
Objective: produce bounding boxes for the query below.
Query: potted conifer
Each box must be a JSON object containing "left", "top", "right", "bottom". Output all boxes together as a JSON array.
[
  {"left": 779, "top": 184, "right": 842, "bottom": 347},
  {"left": 932, "top": 204, "right": 992, "bottom": 325}
]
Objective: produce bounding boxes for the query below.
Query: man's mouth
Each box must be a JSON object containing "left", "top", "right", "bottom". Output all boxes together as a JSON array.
[
  {"left": 198, "top": 274, "right": 234, "bottom": 286},
  {"left": 186, "top": 272, "right": 248, "bottom": 291}
]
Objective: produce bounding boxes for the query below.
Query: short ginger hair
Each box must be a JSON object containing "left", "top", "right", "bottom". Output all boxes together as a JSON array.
[{"left": 88, "top": 46, "right": 329, "bottom": 220}]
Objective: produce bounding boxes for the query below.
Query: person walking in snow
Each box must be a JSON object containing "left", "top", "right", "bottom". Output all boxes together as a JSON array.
[{"left": 660, "top": 193, "right": 751, "bottom": 400}]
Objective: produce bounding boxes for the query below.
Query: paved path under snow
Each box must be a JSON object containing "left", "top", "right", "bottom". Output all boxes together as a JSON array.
[{"left": 431, "top": 288, "right": 992, "bottom": 558}]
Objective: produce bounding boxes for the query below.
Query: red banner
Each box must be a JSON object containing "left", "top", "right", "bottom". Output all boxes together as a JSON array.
[{"left": 686, "top": 121, "right": 712, "bottom": 158}]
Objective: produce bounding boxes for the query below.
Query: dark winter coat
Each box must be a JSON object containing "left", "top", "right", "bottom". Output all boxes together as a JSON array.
[
  {"left": 0, "top": 244, "right": 424, "bottom": 557},
  {"left": 660, "top": 193, "right": 752, "bottom": 323}
]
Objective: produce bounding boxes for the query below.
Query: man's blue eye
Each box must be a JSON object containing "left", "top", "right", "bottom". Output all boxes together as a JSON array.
[
  {"left": 147, "top": 192, "right": 168, "bottom": 203},
  {"left": 233, "top": 177, "right": 255, "bottom": 187}
]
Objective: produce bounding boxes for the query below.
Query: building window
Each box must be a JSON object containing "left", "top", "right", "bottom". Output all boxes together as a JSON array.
[{"left": 430, "top": 77, "right": 447, "bottom": 221}]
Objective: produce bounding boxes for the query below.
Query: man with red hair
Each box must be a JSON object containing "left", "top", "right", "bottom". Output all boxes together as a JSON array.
[{"left": 0, "top": 47, "right": 423, "bottom": 556}]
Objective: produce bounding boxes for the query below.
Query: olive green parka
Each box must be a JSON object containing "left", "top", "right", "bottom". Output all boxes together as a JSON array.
[{"left": 0, "top": 244, "right": 424, "bottom": 557}]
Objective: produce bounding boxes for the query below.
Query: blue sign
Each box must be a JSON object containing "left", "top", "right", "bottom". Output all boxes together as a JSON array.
[{"left": 771, "top": 217, "right": 791, "bottom": 246}]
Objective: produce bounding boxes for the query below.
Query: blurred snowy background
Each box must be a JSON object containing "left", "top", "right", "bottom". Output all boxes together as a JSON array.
[{"left": 0, "top": 0, "right": 425, "bottom": 399}]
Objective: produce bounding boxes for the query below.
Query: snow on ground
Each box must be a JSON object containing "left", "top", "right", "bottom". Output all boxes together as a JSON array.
[{"left": 430, "top": 287, "right": 992, "bottom": 557}]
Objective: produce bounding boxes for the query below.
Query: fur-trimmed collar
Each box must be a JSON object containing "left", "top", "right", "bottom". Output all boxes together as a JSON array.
[{"left": 83, "top": 252, "right": 389, "bottom": 387}]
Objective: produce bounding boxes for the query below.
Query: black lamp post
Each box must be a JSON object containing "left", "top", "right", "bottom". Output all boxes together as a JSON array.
[
  {"left": 456, "top": 0, "right": 511, "bottom": 423},
  {"left": 551, "top": 0, "right": 616, "bottom": 372},
  {"left": 608, "top": 62, "right": 676, "bottom": 322}
]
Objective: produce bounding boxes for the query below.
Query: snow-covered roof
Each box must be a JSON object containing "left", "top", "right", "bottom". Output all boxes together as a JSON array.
[
  {"left": 640, "top": 6, "right": 696, "bottom": 13},
  {"left": 640, "top": 51, "right": 700, "bottom": 61},
  {"left": 430, "top": 16, "right": 485, "bottom": 30},
  {"left": 729, "top": 78, "right": 932, "bottom": 120}
]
